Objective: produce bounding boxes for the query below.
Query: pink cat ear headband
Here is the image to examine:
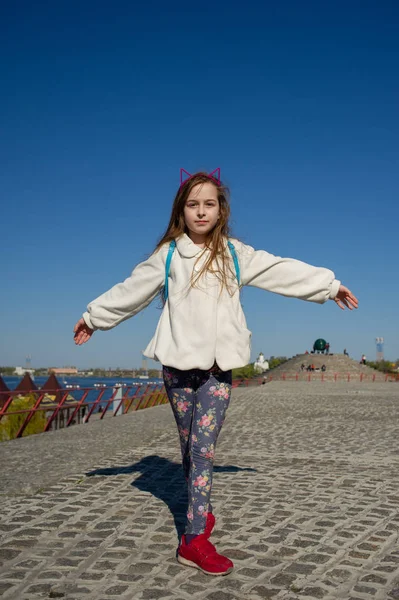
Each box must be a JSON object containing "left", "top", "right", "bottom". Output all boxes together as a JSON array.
[{"left": 180, "top": 167, "right": 221, "bottom": 188}]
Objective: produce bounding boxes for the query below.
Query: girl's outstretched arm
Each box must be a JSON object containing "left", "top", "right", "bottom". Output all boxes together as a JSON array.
[
  {"left": 235, "top": 241, "right": 355, "bottom": 306},
  {"left": 79, "top": 246, "right": 168, "bottom": 333}
]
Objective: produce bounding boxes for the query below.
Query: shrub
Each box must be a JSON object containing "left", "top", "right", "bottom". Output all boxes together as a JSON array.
[
  {"left": 0, "top": 394, "right": 47, "bottom": 442},
  {"left": 367, "top": 360, "right": 396, "bottom": 374}
]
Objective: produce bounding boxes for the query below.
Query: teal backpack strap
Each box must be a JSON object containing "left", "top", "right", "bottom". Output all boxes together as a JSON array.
[
  {"left": 227, "top": 241, "right": 240, "bottom": 286},
  {"left": 165, "top": 239, "right": 239, "bottom": 301},
  {"left": 164, "top": 240, "right": 176, "bottom": 301}
]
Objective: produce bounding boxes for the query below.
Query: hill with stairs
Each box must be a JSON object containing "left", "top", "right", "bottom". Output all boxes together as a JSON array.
[{"left": 264, "top": 353, "right": 396, "bottom": 382}]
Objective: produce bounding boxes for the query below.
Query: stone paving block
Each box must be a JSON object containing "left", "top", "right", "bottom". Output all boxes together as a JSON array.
[
  {"left": 353, "top": 584, "right": 378, "bottom": 594},
  {"left": 80, "top": 571, "right": 106, "bottom": 580},
  {"left": 285, "top": 562, "right": 318, "bottom": 574},
  {"left": 269, "top": 572, "right": 297, "bottom": 586},
  {"left": 220, "top": 549, "right": 253, "bottom": 560},
  {"left": 0, "top": 582, "right": 14, "bottom": 595},
  {"left": 204, "top": 591, "right": 237, "bottom": 600},
  {"left": 360, "top": 573, "right": 388, "bottom": 585},
  {"left": 37, "top": 570, "right": 65, "bottom": 579},
  {"left": 248, "top": 585, "right": 280, "bottom": 598},
  {"left": 104, "top": 584, "right": 130, "bottom": 595},
  {"left": 141, "top": 589, "right": 174, "bottom": 599},
  {"left": 25, "top": 583, "right": 54, "bottom": 594},
  {"left": 237, "top": 566, "right": 264, "bottom": 578},
  {"left": 300, "top": 586, "right": 328, "bottom": 598}
]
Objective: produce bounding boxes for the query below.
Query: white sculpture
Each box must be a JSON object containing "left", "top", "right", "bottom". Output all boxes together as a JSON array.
[{"left": 254, "top": 352, "right": 269, "bottom": 373}]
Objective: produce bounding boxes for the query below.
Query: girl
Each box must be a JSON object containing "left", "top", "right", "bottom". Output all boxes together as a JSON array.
[{"left": 73, "top": 170, "right": 358, "bottom": 576}]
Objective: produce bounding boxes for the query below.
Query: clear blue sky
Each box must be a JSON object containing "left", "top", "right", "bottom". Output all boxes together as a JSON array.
[{"left": 1, "top": 1, "right": 398, "bottom": 369}]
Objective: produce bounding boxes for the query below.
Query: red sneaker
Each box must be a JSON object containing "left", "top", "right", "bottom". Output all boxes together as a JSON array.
[
  {"left": 204, "top": 512, "right": 216, "bottom": 539},
  {"left": 177, "top": 533, "right": 234, "bottom": 576}
]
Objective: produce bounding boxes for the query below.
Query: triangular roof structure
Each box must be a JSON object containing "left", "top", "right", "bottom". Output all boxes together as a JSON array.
[
  {"left": 40, "top": 373, "right": 66, "bottom": 404},
  {"left": 0, "top": 376, "right": 10, "bottom": 408},
  {"left": 14, "top": 373, "right": 38, "bottom": 393},
  {"left": 41, "top": 373, "right": 62, "bottom": 393}
]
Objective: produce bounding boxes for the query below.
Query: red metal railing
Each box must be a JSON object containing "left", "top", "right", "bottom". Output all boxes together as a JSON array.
[{"left": 0, "top": 383, "right": 167, "bottom": 439}]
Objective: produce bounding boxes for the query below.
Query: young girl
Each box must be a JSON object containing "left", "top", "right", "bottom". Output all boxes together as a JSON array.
[{"left": 73, "top": 170, "right": 358, "bottom": 576}]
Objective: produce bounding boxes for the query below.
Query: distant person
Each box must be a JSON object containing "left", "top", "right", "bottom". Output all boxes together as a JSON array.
[
  {"left": 360, "top": 354, "right": 367, "bottom": 365},
  {"left": 73, "top": 169, "right": 358, "bottom": 577},
  {"left": 344, "top": 348, "right": 349, "bottom": 356},
  {"left": 325, "top": 342, "right": 330, "bottom": 354},
  {"left": 321, "top": 364, "right": 326, "bottom": 372}
]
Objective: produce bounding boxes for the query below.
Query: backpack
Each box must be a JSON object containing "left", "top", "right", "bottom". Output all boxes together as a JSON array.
[{"left": 164, "top": 240, "right": 240, "bottom": 301}]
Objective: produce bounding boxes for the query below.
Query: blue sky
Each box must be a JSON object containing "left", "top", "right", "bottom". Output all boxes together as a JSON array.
[{"left": 1, "top": 1, "right": 398, "bottom": 369}]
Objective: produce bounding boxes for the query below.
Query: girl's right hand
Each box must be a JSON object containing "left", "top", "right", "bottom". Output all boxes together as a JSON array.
[{"left": 74, "top": 318, "right": 94, "bottom": 345}]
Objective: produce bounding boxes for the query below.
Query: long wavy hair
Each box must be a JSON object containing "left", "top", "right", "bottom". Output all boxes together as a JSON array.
[{"left": 154, "top": 171, "right": 238, "bottom": 299}]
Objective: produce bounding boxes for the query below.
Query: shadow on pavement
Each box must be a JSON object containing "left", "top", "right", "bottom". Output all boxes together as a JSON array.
[{"left": 86, "top": 455, "right": 257, "bottom": 539}]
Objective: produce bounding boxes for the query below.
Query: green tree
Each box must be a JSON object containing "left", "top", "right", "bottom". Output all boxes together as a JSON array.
[
  {"left": 0, "top": 366, "right": 15, "bottom": 376},
  {"left": 268, "top": 356, "right": 288, "bottom": 369},
  {"left": 232, "top": 363, "right": 256, "bottom": 379},
  {"left": 148, "top": 369, "right": 161, "bottom": 377}
]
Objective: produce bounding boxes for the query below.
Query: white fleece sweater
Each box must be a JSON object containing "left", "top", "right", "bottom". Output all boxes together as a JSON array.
[{"left": 83, "top": 234, "right": 340, "bottom": 371}]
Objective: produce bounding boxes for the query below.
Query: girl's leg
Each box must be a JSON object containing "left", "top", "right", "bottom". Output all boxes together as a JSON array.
[
  {"left": 162, "top": 366, "right": 195, "bottom": 481},
  {"left": 186, "top": 368, "right": 232, "bottom": 535}
]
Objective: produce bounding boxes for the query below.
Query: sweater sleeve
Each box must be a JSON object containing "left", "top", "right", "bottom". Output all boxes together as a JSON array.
[
  {"left": 236, "top": 241, "right": 340, "bottom": 303},
  {"left": 82, "top": 246, "right": 167, "bottom": 331}
]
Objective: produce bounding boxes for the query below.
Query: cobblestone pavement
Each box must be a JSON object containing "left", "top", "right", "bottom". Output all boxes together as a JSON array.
[{"left": 1, "top": 381, "right": 399, "bottom": 600}]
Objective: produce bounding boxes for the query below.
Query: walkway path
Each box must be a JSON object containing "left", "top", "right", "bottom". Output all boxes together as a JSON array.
[{"left": 1, "top": 381, "right": 398, "bottom": 599}]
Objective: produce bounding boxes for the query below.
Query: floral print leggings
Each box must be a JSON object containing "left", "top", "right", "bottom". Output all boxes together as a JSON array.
[{"left": 163, "top": 365, "right": 232, "bottom": 535}]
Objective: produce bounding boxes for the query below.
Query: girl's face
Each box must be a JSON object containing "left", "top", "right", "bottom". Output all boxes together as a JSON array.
[{"left": 183, "top": 182, "right": 220, "bottom": 243}]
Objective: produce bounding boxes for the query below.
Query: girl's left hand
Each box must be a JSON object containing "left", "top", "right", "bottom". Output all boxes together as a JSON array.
[{"left": 334, "top": 285, "right": 358, "bottom": 310}]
